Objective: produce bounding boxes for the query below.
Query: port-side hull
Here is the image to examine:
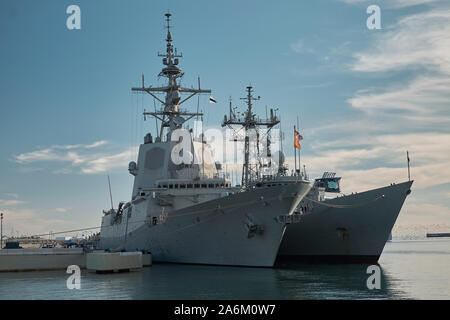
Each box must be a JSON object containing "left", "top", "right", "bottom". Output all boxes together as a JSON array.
[{"left": 276, "top": 181, "right": 413, "bottom": 265}]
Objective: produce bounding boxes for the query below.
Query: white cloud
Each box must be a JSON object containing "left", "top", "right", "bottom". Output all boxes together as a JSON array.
[
  {"left": 53, "top": 168, "right": 74, "bottom": 174},
  {"left": 298, "top": 82, "right": 333, "bottom": 89},
  {"left": 290, "top": 39, "right": 314, "bottom": 54},
  {"left": 13, "top": 140, "right": 134, "bottom": 175},
  {"left": 55, "top": 208, "right": 70, "bottom": 213},
  {"left": 81, "top": 151, "right": 132, "bottom": 174},
  {"left": 285, "top": 131, "right": 450, "bottom": 227},
  {"left": 3, "top": 193, "right": 19, "bottom": 199},
  {"left": 390, "top": 0, "right": 437, "bottom": 8},
  {"left": 0, "top": 193, "right": 25, "bottom": 207},
  {"left": 348, "top": 6, "right": 450, "bottom": 125},
  {"left": 0, "top": 208, "right": 81, "bottom": 237},
  {"left": 294, "top": 132, "right": 450, "bottom": 191},
  {"left": 281, "top": 129, "right": 450, "bottom": 230},
  {"left": 352, "top": 9, "right": 450, "bottom": 74},
  {"left": 15, "top": 148, "right": 59, "bottom": 164},
  {"left": 338, "top": 161, "right": 449, "bottom": 191},
  {"left": 339, "top": 0, "right": 437, "bottom": 9},
  {"left": 15, "top": 140, "right": 109, "bottom": 164},
  {"left": 305, "top": 3, "right": 450, "bottom": 228},
  {"left": 310, "top": 132, "right": 450, "bottom": 166},
  {"left": 396, "top": 202, "right": 450, "bottom": 226},
  {"left": 0, "top": 199, "right": 25, "bottom": 207},
  {"left": 56, "top": 140, "right": 108, "bottom": 150},
  {"left": 348, "top": 76, "right": 450, "bottom": 115}
]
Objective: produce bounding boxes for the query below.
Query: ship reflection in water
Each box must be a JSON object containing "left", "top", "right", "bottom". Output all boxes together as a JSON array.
[{"left": 0, "top": 240, "right": 448, "bottom": 300}]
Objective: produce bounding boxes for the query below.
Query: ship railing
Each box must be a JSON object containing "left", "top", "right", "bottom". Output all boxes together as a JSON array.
[{"left": 226, "top": 115, "right": 278, "bottom": 124}]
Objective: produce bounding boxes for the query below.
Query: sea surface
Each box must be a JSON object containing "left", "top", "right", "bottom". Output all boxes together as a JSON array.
[{"left": 0, "top": 239, "right": 449, "bottom": 300}]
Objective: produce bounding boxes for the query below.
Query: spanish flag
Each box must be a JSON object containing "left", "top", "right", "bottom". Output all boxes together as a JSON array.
[{"left": 294, "top": 130, "right": 303, "bottom": 149}]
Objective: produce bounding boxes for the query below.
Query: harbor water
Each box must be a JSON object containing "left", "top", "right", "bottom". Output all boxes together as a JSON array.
[{"left": 0, "top": 239, "right": 449, "bottom": 300}]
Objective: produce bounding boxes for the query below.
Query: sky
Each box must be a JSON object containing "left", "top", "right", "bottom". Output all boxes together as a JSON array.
[{"left": 0, "top": 0, "right": 449, "bottom": 237}]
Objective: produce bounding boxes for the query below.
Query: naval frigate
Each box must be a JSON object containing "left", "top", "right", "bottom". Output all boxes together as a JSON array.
[
  {"left": 277, "top": 172, "right": 413, "bottom": 263},
  {"left": 98, "top": 13, "right": 311, "bottom": 267}
]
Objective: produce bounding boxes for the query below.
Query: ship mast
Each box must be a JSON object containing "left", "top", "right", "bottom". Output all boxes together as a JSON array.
[
  {"left": 132, "top": 13, "right": 211, "bottom": 140},
  {"left": 222, "top": 86, "right": 280, "bottom": 189}
]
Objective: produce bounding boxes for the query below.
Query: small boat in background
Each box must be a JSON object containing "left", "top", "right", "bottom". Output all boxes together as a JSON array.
[{"left": 426, "top": 233, "right": 450, "bottom": 238}]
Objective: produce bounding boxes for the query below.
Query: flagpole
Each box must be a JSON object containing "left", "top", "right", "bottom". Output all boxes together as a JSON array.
[
  {"left": 407, "top": 151, "right": 411, "bottom": 181},
  {"left": 294, "top": 125, "right": 297, "bottom": 174},
  {"left": 297, "top": 116, "right": 300, "bottom": 176}
]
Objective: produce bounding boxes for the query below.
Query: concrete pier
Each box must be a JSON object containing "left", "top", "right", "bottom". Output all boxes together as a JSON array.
[
  {"left": 0, "top": 248, "right": 85, "bottom": 272},
  {"left": 86, "top": 252, "right": 143, "bottom": 273},
  {"left": 0, "top": 249, "right": 152, "bottom": 272}
]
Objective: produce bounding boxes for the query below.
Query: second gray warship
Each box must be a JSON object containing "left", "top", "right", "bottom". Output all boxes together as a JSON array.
[{"left": 277, "top": 172, "right": 413, "bottom": 263}]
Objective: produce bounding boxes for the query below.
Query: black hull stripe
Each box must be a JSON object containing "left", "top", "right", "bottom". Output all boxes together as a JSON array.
[{"left": 275, "top": 254, "right": 380, "bottom": 265}]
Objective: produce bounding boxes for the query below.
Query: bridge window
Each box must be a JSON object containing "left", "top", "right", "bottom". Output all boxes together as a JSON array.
[
  {"left": 326, "top": 181, "right": 340, "bottom": 192},
  {"left": 328, "top": 181, "right": 338, "bottom": 189}
]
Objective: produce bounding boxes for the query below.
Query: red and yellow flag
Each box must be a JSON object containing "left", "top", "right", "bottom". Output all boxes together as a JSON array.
[{"left": 294, "top": 130, "right": 303, "bottom": 149}]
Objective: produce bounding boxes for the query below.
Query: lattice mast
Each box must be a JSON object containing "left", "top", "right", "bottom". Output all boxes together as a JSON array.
[
  {"left": 222, "top": 86, "right": 280, "bottom": 189},
  {"left": 132, "top": 13, "right": 211, "bottom": 140}
]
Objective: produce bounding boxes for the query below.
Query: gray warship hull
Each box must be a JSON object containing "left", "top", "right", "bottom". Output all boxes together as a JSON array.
[
  {"left": 99, "top": 182, "right": 311, "bottom": 267},
  {"left": 277, "top": 181, "right": 413, "bottom": 264}
]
